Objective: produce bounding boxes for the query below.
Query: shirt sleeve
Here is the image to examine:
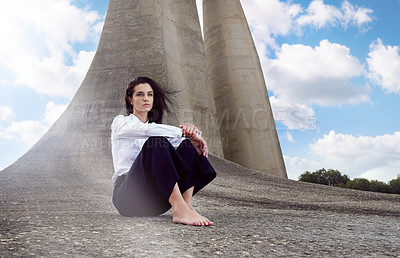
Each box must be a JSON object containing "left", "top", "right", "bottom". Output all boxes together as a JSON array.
[{"left": 111, "top": 115, "right": 183, "bottom": 139}]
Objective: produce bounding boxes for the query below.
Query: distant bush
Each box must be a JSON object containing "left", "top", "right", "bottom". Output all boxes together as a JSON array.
[
  {"left": 368, "top": 180, "right": 392, "bottom": 193},
  {"left": 298, "top": 168, "right": 349, "bottom": 186},
  {"left": 389, "top": 175, "right": 400, "bottom": 194},
  {"left": 299, "top": 170, "right": 399, "bottom": 195},
  {"left": 345, "top": 178, "right": 371, "bottom": 191}
]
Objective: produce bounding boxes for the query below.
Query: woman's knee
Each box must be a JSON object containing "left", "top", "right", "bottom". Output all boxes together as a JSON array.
[
  {"left": 145, "top": 136, "right": 172, "bottom": 150},
  {"left": 177, "top": 139, "right": 198, "bottom": 155}
]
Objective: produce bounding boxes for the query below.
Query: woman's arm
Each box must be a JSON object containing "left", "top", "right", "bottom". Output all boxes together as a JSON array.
[
  {"left": 112, "top": 115, "right": 182, "bottom": 139},
  {"left": 179, "top": 123, "right": 208, "bottom": 156},
  {"left": 179, "top": 123, "right": 201, "bottom": 138},
  {"left": 190, "top": 133, "right": 208, "bottom": 157}
]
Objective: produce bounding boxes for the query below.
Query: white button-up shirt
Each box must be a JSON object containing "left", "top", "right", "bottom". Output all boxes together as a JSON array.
[{"left": 111, "top": 114, "right": 184, "bottom": 182}]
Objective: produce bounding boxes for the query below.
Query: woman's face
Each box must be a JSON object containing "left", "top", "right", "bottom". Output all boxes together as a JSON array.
[{"left": 130, "top": 83, "right": 154, "bottom": 115}]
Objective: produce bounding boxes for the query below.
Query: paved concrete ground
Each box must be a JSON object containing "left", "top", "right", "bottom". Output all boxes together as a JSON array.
[{"left": 1, "top": 155, "right": 399, "bottom": 257}]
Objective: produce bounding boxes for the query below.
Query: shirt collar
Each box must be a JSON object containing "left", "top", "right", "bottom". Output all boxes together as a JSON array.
[{"left": 129, "top": 113, "right": 149, "bottom": 124}]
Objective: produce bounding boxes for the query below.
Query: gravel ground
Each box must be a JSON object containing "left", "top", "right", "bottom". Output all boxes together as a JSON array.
[{"left": 1, "top": 155, "right": 399, "bottom": 257}]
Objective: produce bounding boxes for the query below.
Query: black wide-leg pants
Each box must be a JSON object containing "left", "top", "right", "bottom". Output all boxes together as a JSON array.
[{"left": 112, "top": 137, "right": 216, "bottom": 217}]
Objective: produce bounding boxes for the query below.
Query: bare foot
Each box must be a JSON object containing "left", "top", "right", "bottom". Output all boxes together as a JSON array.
[
  {"left": 185, "top": 202, "right": 213, "bottom": 225},
  {"left": 172, "top": 202, "right": 213, "bottom": 226}
]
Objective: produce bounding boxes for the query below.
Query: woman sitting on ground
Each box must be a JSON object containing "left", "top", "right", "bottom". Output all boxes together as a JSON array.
[{"left": 111, "top": 76, "right": 216, "bottom": 226}]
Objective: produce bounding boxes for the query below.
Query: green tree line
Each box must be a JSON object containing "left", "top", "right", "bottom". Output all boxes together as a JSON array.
[{"left": 298, "top": 168, "right": 400, "bottom": 194}]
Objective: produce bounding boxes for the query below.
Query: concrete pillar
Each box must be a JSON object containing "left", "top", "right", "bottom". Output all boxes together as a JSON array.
[
  {"left": 79, "top": 0, "right": 223, "bottom": 156},
  {"left": 203, "top": 0, "right": 287, "bottom": 178}
]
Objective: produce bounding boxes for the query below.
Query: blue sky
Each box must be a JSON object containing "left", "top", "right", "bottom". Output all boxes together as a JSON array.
[{"left": 1, "top": 0, "right": 399, "bottom": 183}]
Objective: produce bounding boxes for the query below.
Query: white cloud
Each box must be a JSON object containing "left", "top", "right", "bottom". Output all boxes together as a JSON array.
[
  {"left": 242, "top": 0, "right": 302, "bottom": 56},
  {"left": 0, "top": 105, "right": 15, "bottom": 121},
  {"left": 367, "top": 39, "right": 400, "bottom": 94},
  {"left": 308, "top": 130, "right": 400, "bottom": 182},
  {"left": 341, "top": 1, "right": 374, "bottom": 28},
  {"left": 285, "top": 132, "right": 294, "bottom": 143},
  {"left": 295, "top": 0, "right": 373, "bottom": 29},
  {"left": 203, "top": 1, "right": 373, "bottom": 132},
  {"left": 0, "top": 101, "right": 67, "bottom": 147},
  {"left": 44, "top": 101, "right": 68, "bottom": 125},
  {"left": 243, "top": 0, "right": 302, "bottom": 37},
  {"left": 284, "top": 155, "right": 321, "bottom": 180},
  {"left": 296, "top": 0, "right": 341, "bottom": 29},
  {"left": 0, "top": 100, "right": 68, "bottom": 145},
  {"left": 266, "top": 40, "right": 370, "bottom": 106},
  {"left": 0, "top": 0, "right": 101, "bottom": 98},
  {"left": 11, "top": 50, "right": 95, "bottom": 98},
  {"left": 241, "top": 0, "right": 373, "bottom": 58},
  {"left": 270, "top": 96, "right": 316, "bottom": 130},
  {"left": 0, "top": 120, "right": 48, "bottom": 144},
  {"left": 285, "top": 130, "right": 400, "bottom": 183}
]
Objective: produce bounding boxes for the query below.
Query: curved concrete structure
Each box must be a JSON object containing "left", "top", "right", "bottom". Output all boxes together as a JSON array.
[{"left": 203, "top": 0, "right": 287, "bottom": 178}]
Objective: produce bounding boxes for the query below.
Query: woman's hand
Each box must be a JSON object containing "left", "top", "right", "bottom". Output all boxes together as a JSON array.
[
  {"left": 179, "top": 123, "right": 207, "bottom": 157},
  {"left": 179, "top": 123, "right": 199, "bottom": 138},
  {"left": 190, "top": 133, "right": 208, "bottom": 157}
]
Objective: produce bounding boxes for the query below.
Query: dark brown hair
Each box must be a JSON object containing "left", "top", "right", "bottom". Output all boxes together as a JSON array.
[{"left": 125, "top": 76, "right": 171, "bottom": 123}]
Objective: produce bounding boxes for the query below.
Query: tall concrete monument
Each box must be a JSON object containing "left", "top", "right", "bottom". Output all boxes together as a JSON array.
[
  {"left": 203, "top": 0, "right": 287, "bottom": 177},
  {"left": 3, "top": 0, "right": 286, "bottom": 179}
]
